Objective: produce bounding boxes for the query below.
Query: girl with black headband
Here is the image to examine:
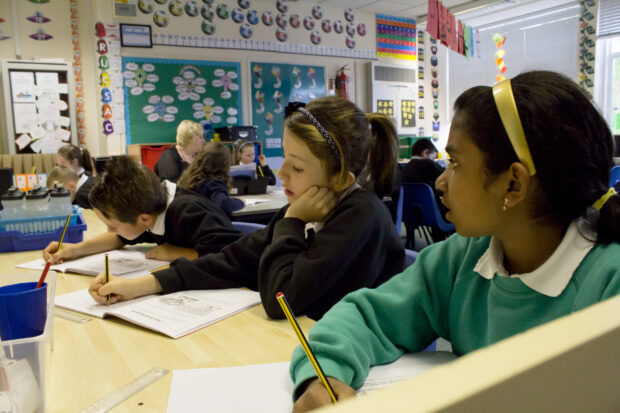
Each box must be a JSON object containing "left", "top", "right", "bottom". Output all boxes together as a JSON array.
[
  {"left": 88, "top": 97, "right": 405, "bottom": 322},
  {"left": 289, "top": 71, "right": 620, "bottom": 411}
]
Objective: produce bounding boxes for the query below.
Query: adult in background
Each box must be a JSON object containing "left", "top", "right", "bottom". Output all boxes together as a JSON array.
[{"left": 154, "top": 120, "right": 205, "bottom": 183}]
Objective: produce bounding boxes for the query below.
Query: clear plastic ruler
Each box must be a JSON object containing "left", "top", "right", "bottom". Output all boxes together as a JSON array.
[
  {"left": 80, "top": 367, "right": 169, "bottom": 413},
  {"left": 54, "top": 308, "right": 91, "bottom": 324}
]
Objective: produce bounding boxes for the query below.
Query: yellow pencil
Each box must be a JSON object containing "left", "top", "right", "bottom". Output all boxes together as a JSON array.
[
  {"left": 37, "top": 213, "right": 71, "bottom": 289},
  {"left": 276, "top": 292, "right": 338, "bottom": 404},
  {"left": 105, "top": 253, "right": 110, "bottom": 306},
  {"left": 258, "top": 165, "right": 265, "bottom": 177}
]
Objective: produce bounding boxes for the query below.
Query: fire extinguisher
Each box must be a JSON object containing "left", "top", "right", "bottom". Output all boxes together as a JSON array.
[{"left": 335, "top": 65, "right": 350, "bottom": 100}]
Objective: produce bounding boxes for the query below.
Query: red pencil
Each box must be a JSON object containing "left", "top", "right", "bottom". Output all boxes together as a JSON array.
[{"left": 37, "top": 213, "right": 71, "bottom": 289}]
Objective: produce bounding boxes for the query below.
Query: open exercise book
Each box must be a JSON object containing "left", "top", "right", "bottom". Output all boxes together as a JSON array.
[
  {"left": 54, "top": 288, "right": 261, "bottom": 339},
  {"left": 16, "top": 249, "right": 168, "bottom": 277},
  {"left": 166, "top": 352, "right": 457, "bottom": 412}
]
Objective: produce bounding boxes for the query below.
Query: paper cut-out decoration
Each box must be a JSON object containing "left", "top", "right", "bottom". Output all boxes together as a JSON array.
[
  {"left": 30, "top": 29, "right": 52, "bottom": 40},
  {"left": 27, "top": 12, "right": 51, "bottom": 23},
  {"left": 493, "top": 33, "right": 507, "bottom": 82}
]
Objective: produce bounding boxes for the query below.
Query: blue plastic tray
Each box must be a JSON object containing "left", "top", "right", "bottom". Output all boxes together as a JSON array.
[{"left": 0, "top": 214, "right": 87, "bottom": 252}]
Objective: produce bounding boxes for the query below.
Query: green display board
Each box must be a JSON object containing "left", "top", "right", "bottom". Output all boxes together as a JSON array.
[
  {"left": 250, "top": 62, "right": 325, "bottom": 157},
  {"left": 122, "top": 57, "right": 242, "bottom": 144}
]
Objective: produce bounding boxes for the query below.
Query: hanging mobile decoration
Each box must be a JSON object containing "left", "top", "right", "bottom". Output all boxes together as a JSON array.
[{"left": 493, "top": 33, "right": 507, "bottom": 82}]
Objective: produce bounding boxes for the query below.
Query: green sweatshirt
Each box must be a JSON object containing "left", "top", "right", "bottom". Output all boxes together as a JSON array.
[{"left": 290, "top": 234, "right": 620, "bottom": 395}]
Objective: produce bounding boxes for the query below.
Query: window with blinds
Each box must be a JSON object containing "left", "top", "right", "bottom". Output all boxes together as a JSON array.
[
  {"left": 598, "top": 0, "right": 620, "bottom": 38},
  {"left": 448, "top": 3, "right": 580, "bottom": 117}
]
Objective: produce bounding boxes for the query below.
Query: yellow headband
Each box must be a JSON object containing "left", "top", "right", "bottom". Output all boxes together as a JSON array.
[
  {"left": 492, "top": 79, "right": 536, "bottom": 176},
  {"left": 593, "top": 187, "right": 617, "bottom": 211}
]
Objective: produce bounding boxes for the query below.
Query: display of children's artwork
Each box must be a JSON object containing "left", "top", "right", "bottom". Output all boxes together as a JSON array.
[
  {"left": 122, "top": 57, "right": 242, "bottom": 144},
  {"left": 376, "top": 100, "right": 394, "bottom": 118},
  {"left": 401, "top": 100, "right": 415, "bottom": 127},
  {"left": 250, "top": 62, "right": 325, "bottom": 157}
]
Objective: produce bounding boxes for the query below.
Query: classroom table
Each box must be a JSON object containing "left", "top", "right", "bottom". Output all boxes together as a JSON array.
[
  {"left": 2, "top": 209, "right": 314, "bottom": 412},
  {"left": 232, "top": 186, "right": 288, "bottom": 223}
]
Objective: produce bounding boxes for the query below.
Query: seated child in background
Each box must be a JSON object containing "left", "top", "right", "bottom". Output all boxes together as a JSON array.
[
  {"left": 57, "top": 144, "right": 95, "bottom": 177},
  {"left": 154, "top": 120, "right": 205, "bottom": 183},
  {"left": 177, "top": 141, "right": 245, "bottom": 216},
  {"left": 88, "top": 97, "right": 404, "bottom": 321},
  {"left": 43, "top": 156, "right": 242, "bottom": 264},
  {"left": 399, "top": 139, "right": 449, "bottom": 242},
  {"left": 289, "top": 71, "right": 620, "bottom": 411},
  {"left": 236, "top": 139, "right": 277, "bottom": 185},
  {"left": 47, "top": 165, "right": 95, "bottom": 209}
]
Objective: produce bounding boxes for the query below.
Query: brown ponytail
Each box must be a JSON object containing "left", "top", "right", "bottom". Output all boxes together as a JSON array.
[{"left": 365, "top": 113, "right": 399, "bottom": 198}]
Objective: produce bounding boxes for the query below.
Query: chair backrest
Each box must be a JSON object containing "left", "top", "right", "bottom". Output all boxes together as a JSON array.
[
  {"left": 405, "top": 248, "right": 418, "bottom": 267},
  {"left": 609, "top": 166, "right": 620, "bottom": 187},
  {"left": 232, "top": 221, "right": 266, "bottom": 234},
  {"left": 402, "top": 183, "right": 454, "bottom": 232}
]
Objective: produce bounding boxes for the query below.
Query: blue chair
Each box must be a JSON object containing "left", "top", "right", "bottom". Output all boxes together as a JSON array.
[
  {"left": 609, "top": 166, "right": 620, "bottom": 188},
  {"left": 402, "top": 183, "right": 454, "bottom": 248},
  {"left": 405, "top": 248, "right": 418, "bottom": 267},
  {"left": 394, "top": 186, "right": 404, "bottom": 235},
  {"left": 232, "top": 221, "right": 266, "bottom": 234}
]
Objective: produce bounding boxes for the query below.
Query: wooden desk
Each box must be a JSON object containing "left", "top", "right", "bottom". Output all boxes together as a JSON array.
[
  {"left": 2, "top": 210, "right": 313, "bottom": 412},
  {"left": 232, "top": 186, "right": 288, "bottom": 222}
]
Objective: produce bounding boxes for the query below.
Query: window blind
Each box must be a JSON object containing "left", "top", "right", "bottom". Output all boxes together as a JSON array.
[{"left": 598, "top": 0, "right": 620, "bottom": 38}]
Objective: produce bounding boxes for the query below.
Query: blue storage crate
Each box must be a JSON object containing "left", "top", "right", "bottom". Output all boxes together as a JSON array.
[{"left": 0, "top": 213, "right": 87, "bottom": 252}]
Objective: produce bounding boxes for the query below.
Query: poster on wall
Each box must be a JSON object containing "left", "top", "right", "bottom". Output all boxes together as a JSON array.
[
  {"left": 401, "top": 99, "right": 415, "bottom": 127},
  {"left": 122, "top": 57, "right": 242, "bottom": 144},
  {"left": 250, "top": 61, "right": 325, "bottom": 157},
  {"left": 376, "top": 99, "right": 394, "bottom": 118}
]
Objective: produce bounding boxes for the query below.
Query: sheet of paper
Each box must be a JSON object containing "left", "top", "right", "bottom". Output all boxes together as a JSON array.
[
  {"left": 10, "top": 71, "right": 36, "bottom": 103},
  {"left": 243, "top": 198, "right": 269, "bottom": 206},
  {"left": 166, "top": 352, "right": 457, "bottom": 413},
  {"left": 28, "top": 125, "right": 46, "bottom": 140},
  {"left": 54, "top": 127, "right": 71, "bottom": 142},
  {"left": 12, "top": 103, "right": 39, "bottom": 134},
  {"left": 14, "top": 133, "right": 32, "bottom": 150},
  {"left": 16, "top": 249, "right": 168, "bottom": 276},
  {"left": 55, "top": 288, "right": 261, "bottom": 338}
]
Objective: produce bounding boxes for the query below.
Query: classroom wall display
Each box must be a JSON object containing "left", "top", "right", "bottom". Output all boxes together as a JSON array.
[
  {"left": 122, "top": 57, "right": 242, "bottom": 145},
  {"left": 96, "top": 23, "right": 124, "bottom": 137},
  {"left": 0, "top": 60, "right": 78, "bottom": 154},
  {"left": 577, "top": 0, "right": 597, "bottom": 98},
  {"left": 376, "top": 99, "right": 394, "bottom": 118},
  {"left": 0, "top": 16, "right": 10, "bottom": 41},
  {"left": 250, "top": 61, "right": 325, "bottom": 157},
  {"left": 26, "top": 0, "right": 54, "bottom": 41},
  {"left": 69, "top": 0, "right": 86, "bottom": 144},
  {"left": 376, "top": 14, "right": 416, "bottom": 61},
  {"left": 401, "top": 99, "right": 415, "bottom": 128},
  {"left": 128, "top": 0, "right": 375, "bottom": 59}
]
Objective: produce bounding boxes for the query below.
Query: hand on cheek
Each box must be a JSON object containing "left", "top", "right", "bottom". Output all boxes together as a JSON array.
[{"left": 285, "top": 186, "right": 337, "bottom": 222}]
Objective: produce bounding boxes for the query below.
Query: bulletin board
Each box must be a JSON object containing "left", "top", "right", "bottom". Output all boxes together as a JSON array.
[
  {"left": 122, "top": 57, "right": 242, "bottom": 144},
  {"left": 0, "top": 60, "right": 77, "bottom": 154},
  {"left": 250, "top": 62, "right": 325, "bottom": 157}
]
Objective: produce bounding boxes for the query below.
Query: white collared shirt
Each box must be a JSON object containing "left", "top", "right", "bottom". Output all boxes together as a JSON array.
[
  {"left": 304, "top": 183, "right": 361, "bottom": 239},
  {"left": 149, "top": 180, "right": 177, "bottom": 236},
  {"left": 75, "top": 174, "right": 89, "bottom": 192},
  {"left": 474, "top": 220, "right": 595, "bottom": 297}
]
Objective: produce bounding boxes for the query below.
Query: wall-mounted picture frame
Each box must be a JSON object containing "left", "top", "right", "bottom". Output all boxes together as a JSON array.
[{"left": 120, "top": 24, "right": 152, "bottom": 48}]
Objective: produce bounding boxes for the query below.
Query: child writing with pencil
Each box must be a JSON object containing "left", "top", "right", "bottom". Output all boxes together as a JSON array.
[
  {"left": 43, "top": 156, "right": 242, "bottom": 263},
  {"left": 57, "top": 144, "right": 95, "bottom": 177},
  {"left": 177, "top": 141, "right": 245, "bottom": 216},
  {"left": 47, "top": 165, "right": 96, "bottom": 209},
  {"left": 88, "top": 97, "right": 405, "bottom": 321},
  {"left": 288, "top": 71, "right": 620, "bottom": 411},
  {"left": 236, "top": 139, "right": 277, "bottom": 185}
]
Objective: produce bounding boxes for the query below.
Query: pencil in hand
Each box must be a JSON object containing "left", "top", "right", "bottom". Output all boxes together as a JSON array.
[
  {"left": 105, "top": 253, "right": 110, "bottom": 306},
  {"left": 276, "top": 292, "right": 338, "bottom": 404},
  {"left": 37, "top": 213, "right": 71, "bottom": 289}
]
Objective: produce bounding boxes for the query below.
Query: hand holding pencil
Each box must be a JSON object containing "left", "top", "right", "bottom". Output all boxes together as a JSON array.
[{"left": 276, "top": 293, "right": 356, "bottom": 412}]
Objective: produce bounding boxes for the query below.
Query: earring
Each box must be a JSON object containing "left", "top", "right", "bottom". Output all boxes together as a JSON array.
[{"left": 502, "top": 198, "right": 508, "bottom": 211}]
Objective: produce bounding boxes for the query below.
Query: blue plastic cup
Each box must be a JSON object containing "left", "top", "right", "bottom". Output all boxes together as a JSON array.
[{"left": 0, "top": 282, "right": 47, "bottom": 340}]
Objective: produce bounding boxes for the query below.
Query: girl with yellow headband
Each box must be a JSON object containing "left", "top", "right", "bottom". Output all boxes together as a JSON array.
[{"left": 290, "top": 71, "right": 620, "bottom": 410}]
